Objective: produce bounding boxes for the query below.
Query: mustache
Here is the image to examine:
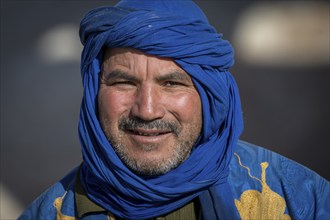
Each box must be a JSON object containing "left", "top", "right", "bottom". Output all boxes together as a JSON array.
[{"left": 118, "top": 117, "right": 180, "bottom": 136}]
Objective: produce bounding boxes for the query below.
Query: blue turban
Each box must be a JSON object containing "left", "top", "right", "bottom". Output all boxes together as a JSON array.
[{"left": 78, "top": 0, "right": 243, "bottom": 219}]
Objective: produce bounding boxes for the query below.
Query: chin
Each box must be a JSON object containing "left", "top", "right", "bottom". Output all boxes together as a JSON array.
[{"left": 122, "top": 153, "right": 181, "bottom": 176}]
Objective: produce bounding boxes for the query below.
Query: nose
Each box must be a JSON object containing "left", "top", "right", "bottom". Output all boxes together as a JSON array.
[{"left": 130, "top": 85, "right": 166, "bottom": 121}]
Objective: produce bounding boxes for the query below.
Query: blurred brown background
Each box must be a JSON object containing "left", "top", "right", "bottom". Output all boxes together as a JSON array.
[{"left": 1, "top": 1, "right": 329, "bottom": 219}]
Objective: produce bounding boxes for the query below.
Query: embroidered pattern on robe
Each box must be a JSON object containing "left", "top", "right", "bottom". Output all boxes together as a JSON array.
[{"left": 234, "top": 153, "right": 291, "bottom": 220}]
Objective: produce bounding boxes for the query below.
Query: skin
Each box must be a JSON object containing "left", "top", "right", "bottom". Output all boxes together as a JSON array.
[{"left": 98, "top": 48, "right": 202, "bottom": 176}]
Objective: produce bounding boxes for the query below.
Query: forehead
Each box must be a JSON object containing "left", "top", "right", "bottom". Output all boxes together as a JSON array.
[
  {"left": 103, "top": 47, "right": 171, "bottom": 60},
  {"left": 102, "top": 48, "right": 185, "bottom": 74}
]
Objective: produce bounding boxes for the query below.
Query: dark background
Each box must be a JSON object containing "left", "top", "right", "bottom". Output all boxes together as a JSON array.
[{"left": 1, "top": 1, "right": 329, "bottom": 218}]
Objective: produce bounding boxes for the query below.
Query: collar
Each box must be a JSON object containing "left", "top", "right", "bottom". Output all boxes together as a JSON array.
[
  {"left": 75, "top": 168, "right": 107, "bottom": 218},
  {"left": 75, "top": 166, "right": 200, "bottom": 219}
]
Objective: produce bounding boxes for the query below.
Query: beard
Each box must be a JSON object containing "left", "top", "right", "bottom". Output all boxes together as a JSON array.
[{"left": 100, "top": 116, "right": 201, "bottom": 176}]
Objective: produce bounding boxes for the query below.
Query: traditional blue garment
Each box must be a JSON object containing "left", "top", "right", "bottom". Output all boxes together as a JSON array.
[
  {"left": 17, "top": 1, "right": 330, "bottom": 220},
  {"left": 78, "top": 0, "right": 243, "bottom": 219},
  {"left": 18, "top": 141, "right": 330, "bottom": 220}
]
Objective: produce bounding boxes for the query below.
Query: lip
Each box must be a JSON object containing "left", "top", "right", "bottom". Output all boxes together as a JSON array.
[{"left": 125, "top": 128, "right": 172, "bottom": 145}]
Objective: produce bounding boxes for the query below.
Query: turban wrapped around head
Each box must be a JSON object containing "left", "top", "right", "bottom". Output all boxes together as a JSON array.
[{"left": 78, "top": 0, "right": 243, "bottom": 219}]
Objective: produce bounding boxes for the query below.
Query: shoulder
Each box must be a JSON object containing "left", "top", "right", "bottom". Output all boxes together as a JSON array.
[
  {"left": 231, "top": 140, "right": 328, "bottom": 183},
  {"left": 18, "top": 167, "right": 79, "bottom": 220},
  {"left": 228, "top": 140, "right": 330, "bottom": 220}
]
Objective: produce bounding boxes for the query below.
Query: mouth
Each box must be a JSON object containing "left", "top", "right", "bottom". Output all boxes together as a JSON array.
[
  {"left": 127, "top": 128, "right": 171, "bottom": 136},
  {"left": 125, "top": 128, "right": 172, "bottom": 145},
  {"left": 118, "top": 118, "right": 179, "bottom": 146}
]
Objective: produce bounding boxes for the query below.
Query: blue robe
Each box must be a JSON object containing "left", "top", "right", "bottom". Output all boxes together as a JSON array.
[{"left": 18, "top": 140, "right": 330, "bottom": 220}]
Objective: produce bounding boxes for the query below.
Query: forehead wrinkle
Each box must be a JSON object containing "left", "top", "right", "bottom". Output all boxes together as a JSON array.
[
  {"left": 103, "top": 48, "right": 138, "bottom": 71},
  {"left": 102, "top": 48, "right": 193, "bottom": 83}
]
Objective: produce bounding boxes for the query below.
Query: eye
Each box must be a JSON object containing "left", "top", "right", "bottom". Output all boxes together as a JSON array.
[
  {"left": 110, "top": 81, "right": 136, "bottom": 86},
  {"left": 162, "top": 81, "right": 185, "bottom": 87},
  {"left": 100, "top": 78, "right": 136, "bottom": 87}
]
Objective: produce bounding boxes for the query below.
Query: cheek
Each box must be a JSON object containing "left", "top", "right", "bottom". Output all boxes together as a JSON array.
[
  {"left": 98, "top": 89, "right": 133, "bottom": 121},
  {"left": 167, "top": 93, "right": 202, "bottom": 122}
]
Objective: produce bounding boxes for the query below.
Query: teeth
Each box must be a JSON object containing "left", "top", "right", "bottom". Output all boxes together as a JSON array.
[{"left": 137, "top": 132, "right": 159, "bottom": 136}]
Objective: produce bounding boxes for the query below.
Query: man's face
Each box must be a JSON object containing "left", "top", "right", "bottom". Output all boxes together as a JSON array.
[{"left": 98, "top": 48, "right": 202, "bottom": 176}]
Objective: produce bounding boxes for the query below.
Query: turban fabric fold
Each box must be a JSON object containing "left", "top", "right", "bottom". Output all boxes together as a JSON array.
[{"left": 78, "top": 0, "right": 243, "bottom": 219}]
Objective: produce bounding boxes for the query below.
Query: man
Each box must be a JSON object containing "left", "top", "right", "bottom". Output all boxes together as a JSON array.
[{"left": 19, "top": 0, "right": 329, "bottom": 219}]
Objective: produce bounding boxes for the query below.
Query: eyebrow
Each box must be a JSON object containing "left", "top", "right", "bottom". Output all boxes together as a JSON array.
[
  {"left": 100, "top": 69, "right": 192, "bottom": 83},
  {"left": 100, "top": 70, "right": 139, "bottom": 83},
  {"left": 155, "top": 71, "right": 192, "bottom": 83}
]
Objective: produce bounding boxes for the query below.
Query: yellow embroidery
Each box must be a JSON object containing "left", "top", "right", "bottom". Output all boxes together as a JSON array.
[
  {"left": 54, "top": 192, "right": 76, "bottom": 220},
  {"left": 234, "top": 153, "right": 291, "bottom": 220}
]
